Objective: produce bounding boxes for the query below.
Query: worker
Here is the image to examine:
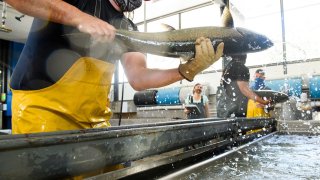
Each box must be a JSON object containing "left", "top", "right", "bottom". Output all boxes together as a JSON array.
[
  {"left": 252, "top": 68, "right": 270, "bottom": 90},
  {"left": 217, "top": 55, "right": 271, "bottom": 118},
  {"left": 6, "top": 0, "right": 224, "bottom": 134},
  {"left": 184, "top": 83, "right": 210, "bottom": 119}
]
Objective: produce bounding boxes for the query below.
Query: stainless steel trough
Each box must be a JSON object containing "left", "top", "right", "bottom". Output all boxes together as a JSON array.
[{"left": 0, "top": 118, "right": 276, "bottom": 179}]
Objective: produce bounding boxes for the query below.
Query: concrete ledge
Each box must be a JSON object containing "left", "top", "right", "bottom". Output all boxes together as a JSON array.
[
  {"left": 109, "top": 117, "right": 178, "bottom": 126},
  {"left": 137, "top": 105, "right": 183, "bottom": 111},
  {"left": 136, "top": 105, "right": 185, "bottom": 119},
  {"left": 277, "top": 120, "right": 320, "bottom": 135}
]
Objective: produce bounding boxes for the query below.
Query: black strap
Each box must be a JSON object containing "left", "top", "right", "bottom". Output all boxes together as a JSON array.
[
  {"left": 78, "top": 0, "right": 87, "bottom": 11},
  {"left": 189, "top": 95, "right": 203, "bottom": 104},
  {"left": 189, "top": 95, "right": 193, "bottom": 103},
  {"left": 94, "top": 0, "right": 101, "bottom": 18}
]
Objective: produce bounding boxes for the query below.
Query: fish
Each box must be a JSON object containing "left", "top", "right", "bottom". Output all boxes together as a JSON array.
[
  {"left": 113, "top": 26, "right": 273, "bottom": 59},
  {"left": 65, "top": 25, "right": 273, "bottom": 60}
]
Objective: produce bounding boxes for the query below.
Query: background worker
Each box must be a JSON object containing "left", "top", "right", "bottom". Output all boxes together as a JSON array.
[
  {"left": 183, "top": 83, "right": 210, "bottom": 150},
  {"left": 217, "top": 55, "right": 271, "bottom": 118},
  {"left": 252, "top": 68, "right": 270, "bottom": 90},
  {"left": 6, "top": 0, "right": 224, "bottom": 134},
  {"left": 184, "top": 83, "right": 210, "bottom": 119}
]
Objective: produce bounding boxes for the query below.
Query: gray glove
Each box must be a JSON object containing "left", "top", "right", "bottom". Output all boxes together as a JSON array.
[{"left": 179, "top": 37, "right": 224, "bottom": 81}]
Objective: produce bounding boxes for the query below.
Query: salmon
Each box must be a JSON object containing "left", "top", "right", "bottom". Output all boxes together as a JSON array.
[
  {"left": 65, "top": 26, "right": 273, "bottom": 59},
  {"left": 114, "top": 26, "right": 273, "bottom": 58}
]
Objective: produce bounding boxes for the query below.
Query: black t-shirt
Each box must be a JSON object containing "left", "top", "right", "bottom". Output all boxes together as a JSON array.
[
  {"left": 10, "top": 0, "right": 137, "bottom": 90},
  {"left": 222, "top": 60, "right": 250, "bottom": 97},
  {"left": 220, "top": 60, "right": 250, "bottom": 117}
]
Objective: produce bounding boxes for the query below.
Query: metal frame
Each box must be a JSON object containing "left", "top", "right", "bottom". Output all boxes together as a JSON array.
[{"left": 0, "top": 118, "right": 275, "bottom": 179}]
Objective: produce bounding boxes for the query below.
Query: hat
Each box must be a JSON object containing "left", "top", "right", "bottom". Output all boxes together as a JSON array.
[{"left": 255, "top": 69, "right": 265, "bottom": 75}]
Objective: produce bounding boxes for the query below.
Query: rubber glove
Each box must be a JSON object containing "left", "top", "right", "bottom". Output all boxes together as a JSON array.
[{"left": 179, "top": 37, "right": 224, "bottom": 81}]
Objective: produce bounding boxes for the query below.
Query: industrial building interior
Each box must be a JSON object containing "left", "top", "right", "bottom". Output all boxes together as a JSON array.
[{"left": 0, "top": 0, "right": 320, "bottom": 179}]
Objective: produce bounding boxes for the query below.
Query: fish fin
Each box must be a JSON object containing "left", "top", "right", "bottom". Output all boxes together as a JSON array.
[
  {"left": 221, "top": 0, "right": 234, "bottom": 28},
  {"left": 229, "top": 3, "right": 245, "bottom": 26},
  {"left": 214, "top": 0, "right": 226, "bottom": 6},
  {"left": 160, "top": 23, "right": 176, "bottom": 31},
  {"left": 220, "top": 1, "right": 245, "bottom": 27},
  {"left": 221, "top": 7, "right": 234, "bottom": 28}
]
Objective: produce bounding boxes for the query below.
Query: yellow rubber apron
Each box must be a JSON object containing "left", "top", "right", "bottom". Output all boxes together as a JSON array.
[
  {"left": 246, "top": 99, "right": 270, "bottom": 118},
  {"left": 11, "top": 57, "right": 115, "bottom": 134}
]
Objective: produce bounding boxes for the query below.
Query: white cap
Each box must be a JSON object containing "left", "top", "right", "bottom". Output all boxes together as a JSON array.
[{"left": 300, "top": 93, "right": 308, "bottom": 102}]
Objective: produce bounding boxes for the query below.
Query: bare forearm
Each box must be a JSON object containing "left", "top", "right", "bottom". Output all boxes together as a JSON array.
[
  {"left": 122, "top": 52, "right": 184, "bottom": 91},
  {"left": 237, "top": 81, "right": 268, "bottom": 105},
  {"left": 129, "top": 68, "right": 183, "bottom": 91},
  {"left": 6, "top": 0, "right": 85, "bottom": 27},
  {"left": 6, "top": 0, "right": 116, "bottom": 39},
  {"left": 244, "top": 89, "right": 267, "bottom": 105}
]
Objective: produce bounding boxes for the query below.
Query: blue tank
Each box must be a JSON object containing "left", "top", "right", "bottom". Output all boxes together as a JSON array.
[
  {"left": 155, "top": 87, "right": 181, "bottom": 105},
  {"left": 310, "top": 75, "right": 320, "bottom": 99}
]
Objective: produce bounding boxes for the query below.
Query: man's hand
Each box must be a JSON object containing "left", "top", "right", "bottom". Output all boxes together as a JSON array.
[
  {"left": 77, "top": 14, "right": 116, "bottom": 43},
  {"left": 179, "top": 37, "right": 224, "bottom": 81},
  {"left": 256, "top": 99, "right": 274, "bottom": 109}
]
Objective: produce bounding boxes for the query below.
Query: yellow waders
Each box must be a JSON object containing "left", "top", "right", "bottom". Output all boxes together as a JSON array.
[
  {"left": 11, "top": 57, "right": 114, "bottom": 134},
  {"left": 245, "top": 99, "right": 270, "bottom": 135},
  {"left": 246, "top": 99, "right": 270, "bottom": 118}
]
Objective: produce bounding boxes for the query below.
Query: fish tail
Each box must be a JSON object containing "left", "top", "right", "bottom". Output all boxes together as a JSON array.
[{"left": 221, "top": 0, "right": 234, "bottom": 28}]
